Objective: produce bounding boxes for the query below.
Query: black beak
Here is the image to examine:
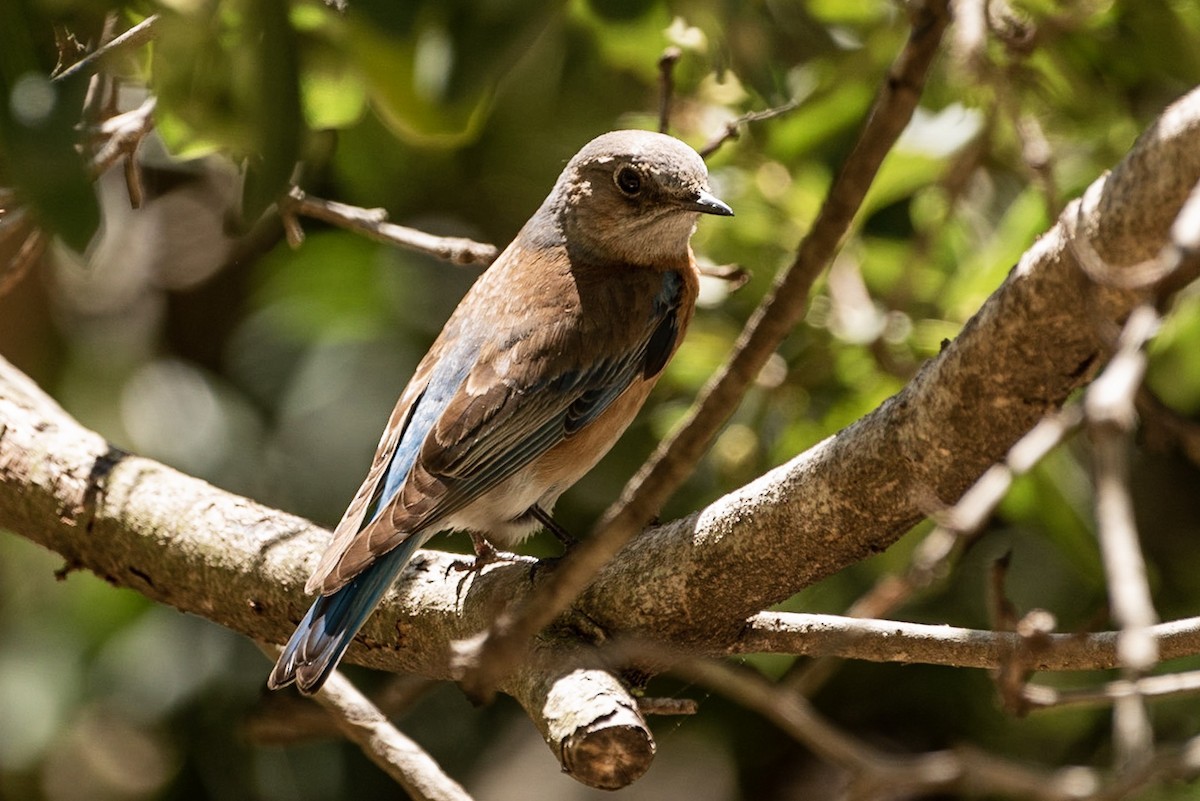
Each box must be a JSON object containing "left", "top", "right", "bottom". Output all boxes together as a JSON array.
[{"left": 683, "top": 189, "right": 734, "bottom": 217}]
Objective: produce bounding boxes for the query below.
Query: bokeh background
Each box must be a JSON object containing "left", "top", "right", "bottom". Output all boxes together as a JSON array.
[{"left": 3, "top": 0, "right": 1200, "bottom": 798}]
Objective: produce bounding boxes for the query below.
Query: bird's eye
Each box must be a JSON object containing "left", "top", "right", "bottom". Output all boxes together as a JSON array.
[{"left": 615, "top": 166, "right": 642, "bottom": 196}]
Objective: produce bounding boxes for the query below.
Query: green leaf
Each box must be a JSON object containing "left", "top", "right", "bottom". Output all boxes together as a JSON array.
[
  {"left": 240, "top": 0, "right": 303, "bottom": 222},
  {"left": 0, "top": 0, "right": 99, "bottom": 251},
  {"left": 151, "top": 0, "right": 303, "bottom": 224}
]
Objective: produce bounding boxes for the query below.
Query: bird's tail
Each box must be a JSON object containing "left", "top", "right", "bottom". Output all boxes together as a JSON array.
[{"left": 268, "top": 537, "right": 423, "bottom": 694}]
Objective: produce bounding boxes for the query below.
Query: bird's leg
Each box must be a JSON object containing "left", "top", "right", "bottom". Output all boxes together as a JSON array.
[
  {"left": 469, "top": 531, "right": 500, "bottom": 563},
  {"left": 530, "top": 504, "right": 578, "bottom": 550}
]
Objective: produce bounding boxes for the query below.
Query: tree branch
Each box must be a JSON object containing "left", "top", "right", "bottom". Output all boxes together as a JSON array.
[
  {"left": 737, "top": 612, "right": 1200, "bottom": 671},
  {"left": 255, "top": 645, "right": 473, "bottom": 801},
  {"left": 278, "top": 187, "right": 500, "bottom": 266}
]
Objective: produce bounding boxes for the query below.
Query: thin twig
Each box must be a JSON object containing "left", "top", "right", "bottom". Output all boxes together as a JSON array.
[
  {"left": 657, "top": 47, "right": 682, "bottom": 135},
  {"left": 89, "top": 95, "right": 157, "bottom": 178},
  {"left": 737, "top": 612, "right": 1200, "bottom": 671},
  {"left": 244, "top": 674, "right": 436, "bottom": 745},
  {"left": 697, "top": 261, "right": 750, "bottom": 288},
  {"left": 255, "top": 645, "right": 473, "bottom": 801},
  {"left": 1077, "top": 182, "right": 1200, "bottom": 769},
  {"left": 279, "top": 187, "right": 500, "bottom": 266},
  {"left": 1086, "top": 304, "right": 1161, "bottom": 673},
  {"left": 451, "top": 0, "right": 954, "bottom": 704},
  {"left": 636, "top": 696, "right": 698, "bottom": 716},
  {"left": 698, "top": 100, "right": 802, "bottom": 159},
  {"left": 0, "top": 227, "right": 49, "bottom": 298},
  {"left": 1023, "top": 670, "right": 1200, "bottom": 711},
  {"left": 672, "top": 656, "right": 1105, "bottom": 801},
  {"left": 53, "top": 14, "right": 160, "bottom": 83}
]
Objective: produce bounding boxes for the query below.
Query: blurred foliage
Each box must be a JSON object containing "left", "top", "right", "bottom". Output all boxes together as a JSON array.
[{"left": 2, "top": 0, "right": 1200, "bottom": 799}]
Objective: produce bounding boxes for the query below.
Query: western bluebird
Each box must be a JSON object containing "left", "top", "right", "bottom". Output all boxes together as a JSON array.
[{"left": 268, "top": 130, "right": 733, "bottom": 694}]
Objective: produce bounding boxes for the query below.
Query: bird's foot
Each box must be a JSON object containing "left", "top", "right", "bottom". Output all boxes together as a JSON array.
[
  {"left": 445, "top": 533, "right": 520, "bottom": 576},
  {"left": 447, "top": 533, "right": 523, "bottom": 602}
]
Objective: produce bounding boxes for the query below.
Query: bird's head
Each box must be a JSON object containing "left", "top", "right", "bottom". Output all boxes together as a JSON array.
[{"left": 544, "top": 130, "right": 733, "bottom": 268}]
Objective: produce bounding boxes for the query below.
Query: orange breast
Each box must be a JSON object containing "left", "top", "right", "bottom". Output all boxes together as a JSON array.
[{"left": 532, "top": 377, "right": 658, "bottom": 492}]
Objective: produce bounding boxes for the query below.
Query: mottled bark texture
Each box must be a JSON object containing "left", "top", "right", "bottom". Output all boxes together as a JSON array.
[{"left": 2, "top": 87, "right": 1199, "bottom": 787}]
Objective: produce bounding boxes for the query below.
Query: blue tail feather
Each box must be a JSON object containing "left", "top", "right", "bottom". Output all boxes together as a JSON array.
[{"left": 268, "top": 537, "right": 423, "bottom": 694}]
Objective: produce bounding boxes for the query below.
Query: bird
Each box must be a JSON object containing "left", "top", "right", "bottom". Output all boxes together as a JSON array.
[{"left": 268, "top": 129, "right": 733, "bottom": 694}]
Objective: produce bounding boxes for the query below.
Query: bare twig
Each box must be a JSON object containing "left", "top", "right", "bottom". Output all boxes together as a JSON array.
[
  {"left": 1013, "top": 111, "right": 1060, "bottom": 214},
  {"left": 452, "top": 0, "right": 954, "bottom": 704},
  {"left": 698, "top": 100, "right": 802, "bottom": 159},
  {"left": 697, "top": 261, "right": 750, "bottom": 287},
  {"left": 0, "top": 217, "right": 49, "bottom": 298},
  {"left": 636, "top": 696, "right": 698, "bottom": 716},
  {"left": 1077, "top": 177, "right": 1200, "bottom": 771},
  {"left": 89, "top": 95, "right": 157, "bottom": 178},
  {"left": 657, "top": 47, "right": 682, "bottom": 135},
  {"left": 53, "top": 14, "right": 160, "bottom": 83},
  {"left": 1023, "top": 670, "right": 1200, "bottom": 712},
  {"left": 950, "top": 0, "right": 988, "bottom": 72},
  {"left": 244, "top": 674, "right": 436, "bottom": 745},
  {"left": 255, "top": 646, "right": 472, "bottom": 801},
  {"left": 952, "top": 0, "right": 1062, "bottom": 215},
  {"left": 737, "top": 612, "right": 1200, "bottom": 671},
  {"left": 1086, "top": 304, "right": 1161, "bottom": 673},
  {"left": 673, "top": 656, "right": 1105, "bottom": 801},
  {"left": 279, "top": 187, "right": 499, "bottom": 266}
]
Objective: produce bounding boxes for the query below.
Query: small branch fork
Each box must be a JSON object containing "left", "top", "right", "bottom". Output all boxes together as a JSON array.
[
  {"left": 52, "top": 14, "right": 160, "bottom": 83},
  {"left": 69, "top": 15, "right": 161, "bottom": 206},
  {"left": 697, "top": 100, "right": 803, "bottom": 159},
  {"left": 783, "top": 403, "right": 1086, "bottom": 696},
  {"left": 278, "top": 187, "right": 500, "bottom": 266}
]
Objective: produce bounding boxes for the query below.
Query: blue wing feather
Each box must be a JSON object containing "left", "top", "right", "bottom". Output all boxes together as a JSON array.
[
  {"left": 363, "top": 337, "right": 478, "bottom": 525},
  {"left": 268, "top": 536, "right": 423, "bottom": 693}
]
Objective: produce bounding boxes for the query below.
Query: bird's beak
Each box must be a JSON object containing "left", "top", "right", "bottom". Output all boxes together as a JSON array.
[{"left": 682, "top": 189, "right": 734, "bottom": 217}]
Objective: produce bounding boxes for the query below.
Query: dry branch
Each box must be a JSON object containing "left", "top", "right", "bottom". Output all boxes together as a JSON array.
[
  {"left": 737, "top": 612, "right": 1200, "bottom": 671},
  {"left": 257, "top": 649, "right": 475, "bottom": 801},
  {"left": 279, "top": 188, "right": 499, "bottom": 266}
]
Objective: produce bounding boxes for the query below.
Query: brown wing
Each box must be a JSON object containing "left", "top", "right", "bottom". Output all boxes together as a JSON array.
[{"left": 307, "top": 243, "right": 693, "bottom": 595}]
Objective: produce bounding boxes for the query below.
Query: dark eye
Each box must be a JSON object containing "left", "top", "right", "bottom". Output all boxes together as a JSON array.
[{"left": 615, "top": 166, "right": 642, "bottom": 196}]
